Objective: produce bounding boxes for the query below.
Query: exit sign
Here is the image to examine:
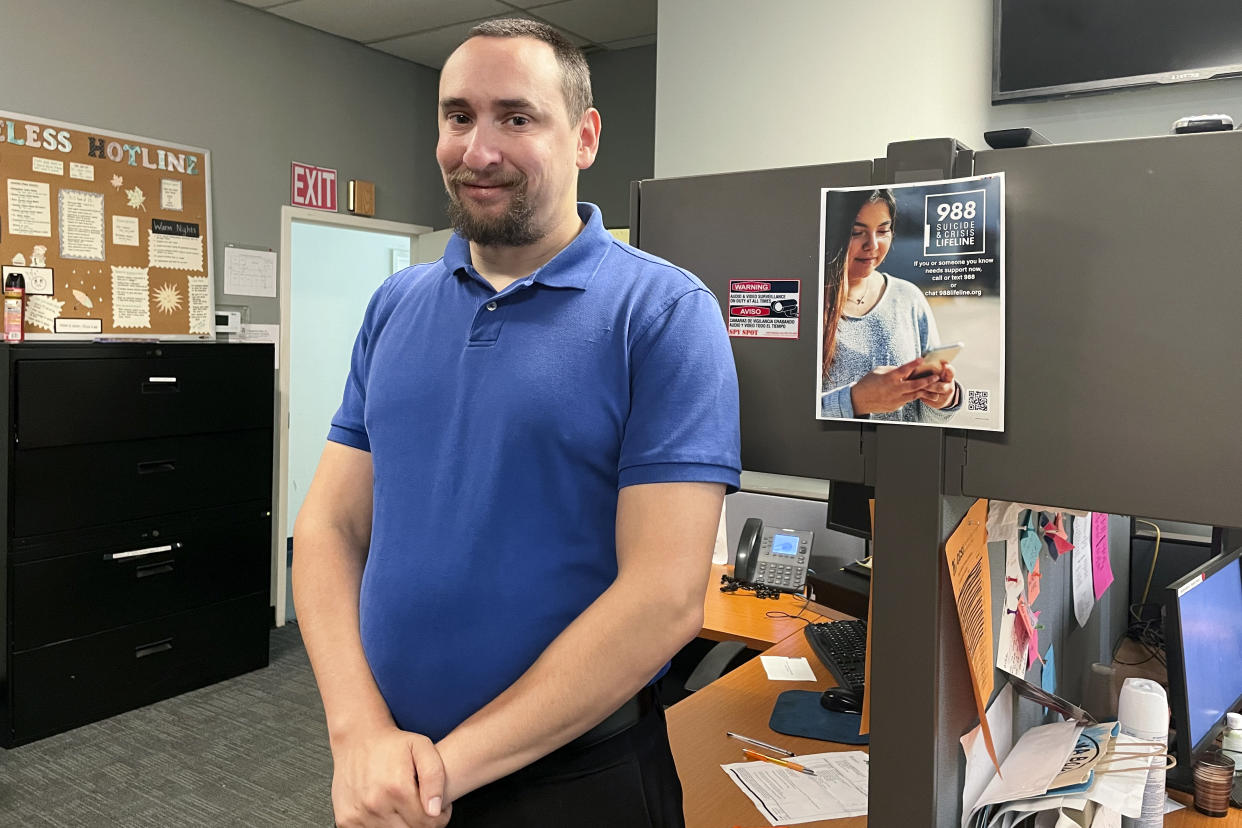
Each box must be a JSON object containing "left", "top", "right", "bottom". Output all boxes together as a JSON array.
[{"left": 291, "top": 161, "right": 338, "bottom": 211}]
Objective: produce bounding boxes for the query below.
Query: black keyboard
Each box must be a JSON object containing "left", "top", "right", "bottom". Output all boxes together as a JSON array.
[{"left": 803, "top": 619, "right": 867, "bottom": 693}]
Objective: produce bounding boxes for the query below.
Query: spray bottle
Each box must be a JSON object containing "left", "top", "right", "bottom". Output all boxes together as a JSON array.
[
  {"left": 3, "top": 270, "right": 25, "bottom": 342},
  {"left": 1117, "top": 677, "right": 1168, "bottom": 828}
]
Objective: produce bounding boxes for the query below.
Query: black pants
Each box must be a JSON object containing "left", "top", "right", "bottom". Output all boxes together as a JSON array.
[{"left": 447, "top": 700, "right": 685, "bottom": 828}]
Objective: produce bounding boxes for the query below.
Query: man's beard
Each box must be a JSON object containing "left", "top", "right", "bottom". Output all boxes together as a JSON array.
[{"left": 445, "top": 170, "right": 541, "bottom": 247}]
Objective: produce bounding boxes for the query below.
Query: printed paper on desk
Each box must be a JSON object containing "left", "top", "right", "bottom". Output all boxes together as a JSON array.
[
  {"left": 961, "top": 684, "right": 1015, "bottom": 828},
  {"left": 723, "top": 750, "right": 868, "bottom": 824},
  {"left": 1071, "top": 515, "right": 1094, "bottom": 628},
  {"left": 972, "top": 721, "right": 1082, "bottom": 813},
  {"left": 947, "top": 499, "right": 999, "bottom": 772},
  {"left": 760, "top": 656, "right": 816, "bottom": 681}
]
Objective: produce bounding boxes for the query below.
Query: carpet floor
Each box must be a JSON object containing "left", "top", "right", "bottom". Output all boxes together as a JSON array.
[{"left": 0, "top": 623, "right": 333, "bottom": 827}]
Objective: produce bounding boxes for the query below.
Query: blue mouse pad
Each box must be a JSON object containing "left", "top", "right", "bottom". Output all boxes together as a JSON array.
[{"left": 769, "top": 690, "right": 870, "bottom": 745}]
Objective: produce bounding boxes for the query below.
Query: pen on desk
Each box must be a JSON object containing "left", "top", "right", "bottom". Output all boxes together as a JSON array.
[
  {"left": 726, "top": 731, "right": 794, "bottom": 756},
  {"left": 741, "top": 748, "right": 816, "bottom": 775}
]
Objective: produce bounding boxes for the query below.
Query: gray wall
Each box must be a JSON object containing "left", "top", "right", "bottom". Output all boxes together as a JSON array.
[
  {"left": 0, "top": 0, "right": 444, "bottom": 325},
  {"left": 582, "top": 45, "right": 656, "bottom": 227}
]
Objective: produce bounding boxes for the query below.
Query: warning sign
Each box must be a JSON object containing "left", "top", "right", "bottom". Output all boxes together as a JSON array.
[{"left": 728, "top": 279, "right": 800, "bottom": 339}]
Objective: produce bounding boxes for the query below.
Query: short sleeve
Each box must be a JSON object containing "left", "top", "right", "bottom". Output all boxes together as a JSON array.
[
  {"left": 618, "top": 288, "right": 741, "bottom": 492},
  {"left": 327, "top": 281, "right": 394, "bottom": 452}
]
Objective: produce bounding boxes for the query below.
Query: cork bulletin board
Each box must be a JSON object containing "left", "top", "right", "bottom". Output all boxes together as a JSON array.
[{"left": 0, "top": 109, "right": 213, "bottom": 339}]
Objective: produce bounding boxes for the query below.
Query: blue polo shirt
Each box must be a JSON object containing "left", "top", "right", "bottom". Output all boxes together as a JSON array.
[{"left": 328, "top": 203, "right": 740, "bottom": 740}]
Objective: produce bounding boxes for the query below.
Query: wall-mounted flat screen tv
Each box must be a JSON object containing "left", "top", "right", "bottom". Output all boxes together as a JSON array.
[{"left": 993, "top": 0, "right": 1242, "bottom": 104}]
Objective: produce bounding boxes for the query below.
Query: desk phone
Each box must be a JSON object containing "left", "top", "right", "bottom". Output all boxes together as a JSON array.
[{"left": 734, "top": 518, "right": 813, "bottom": 592}]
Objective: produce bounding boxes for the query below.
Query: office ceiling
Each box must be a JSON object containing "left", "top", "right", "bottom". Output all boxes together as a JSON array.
[{"left": 231, "top": 0, "right": 657, "bottom": 69}]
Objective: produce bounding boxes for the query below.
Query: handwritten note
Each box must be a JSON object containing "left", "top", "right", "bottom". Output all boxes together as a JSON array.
[
  {"left": 1072, "top": 515, "right": 1095, "bottom": 627},
  {"left": 1092, "top": 513, "right": 1114, "bottom": 600},
  {"left": 1026, "top": 557, "right": 1041, "bottom": 605}
]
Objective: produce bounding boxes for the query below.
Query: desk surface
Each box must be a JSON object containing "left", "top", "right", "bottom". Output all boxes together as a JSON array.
[
  {"left": 667, "top": 628, "right": 866, "bottom": 828},
  {"left": 674, "top": 611, "right": 1241, "bottom": 827},
  {"left": 701, "top": 564, "right": 850, "bottom": 650}
]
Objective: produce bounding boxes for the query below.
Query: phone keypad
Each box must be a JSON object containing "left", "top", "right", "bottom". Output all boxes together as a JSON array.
[{"left": 753, "top": 535, "right": 810, "bottom": 591}]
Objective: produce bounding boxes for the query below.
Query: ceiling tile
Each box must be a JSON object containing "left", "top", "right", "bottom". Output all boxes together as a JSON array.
[
  {"left": 525, "top": 0, "right": 655, "bottom": 44},
  {"left": 231, "top": 0, "right": 292, "bottom": 8},
  {"left": 373, "top": 11, "right": 587, "bottom": 69},
  {"left": 270, "top": 0, "right": 511, "bottom": 44},
  {"left": 598, "top": 33, "right": 656, "bottom": 51}
]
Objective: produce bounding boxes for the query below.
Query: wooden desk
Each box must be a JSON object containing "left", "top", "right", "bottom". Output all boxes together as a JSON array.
[
  {"left": 669, "top": 617, "right": 1240, "bottom": 827},
  {"left": 667, "top": 628, "right": 866, "bottom": 828},
  {"left": 701, "top": 564, "right": 851, "bottom": 650}
]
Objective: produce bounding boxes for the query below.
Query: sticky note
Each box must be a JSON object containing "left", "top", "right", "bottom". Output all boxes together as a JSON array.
[{"left": 1091, "top": 513, "right": 1114, "bottom": 600}]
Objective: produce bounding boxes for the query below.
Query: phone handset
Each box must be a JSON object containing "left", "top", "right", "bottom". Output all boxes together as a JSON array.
[{"left": 731, "top": 518, "right": 813, "bottom": 593}]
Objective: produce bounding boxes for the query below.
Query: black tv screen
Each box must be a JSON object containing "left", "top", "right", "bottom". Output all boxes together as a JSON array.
[{"left": 993, "top": 0, "right": 1242, "bottom": 103}]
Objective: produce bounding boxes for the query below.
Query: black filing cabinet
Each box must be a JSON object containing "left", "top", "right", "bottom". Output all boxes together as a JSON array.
[{"left": 0, "top": 342, "right": 274, "bottom": 746}]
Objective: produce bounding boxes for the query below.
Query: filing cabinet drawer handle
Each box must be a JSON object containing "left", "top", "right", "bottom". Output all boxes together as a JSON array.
[
  {"left": 134, "top": 638, "right": 174, "bottom": 659},
  {"left": 103, "top": 542, "right": 180, "bottom": 561},
  {"left": 137, "top": 459, "right": 177, "bottom": 475},
  {"left": 135, "top": 562, "right": 175, "bottom": 579},
  {"left": 141, "top": 377, "right": 179, "bottom": 394}
]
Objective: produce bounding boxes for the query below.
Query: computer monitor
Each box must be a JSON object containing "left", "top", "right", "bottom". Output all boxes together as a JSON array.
[
  {"left": 827, "top": 481, "right": 873, "bottom": 540},
  {"left": 1163, "top": 546, "right": 1242, "bottom": 790}
]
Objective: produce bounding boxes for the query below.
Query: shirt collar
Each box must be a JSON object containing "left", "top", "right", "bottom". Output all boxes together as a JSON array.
[{"left": 442, "top": 203, "right": 612, "bottom": 291}]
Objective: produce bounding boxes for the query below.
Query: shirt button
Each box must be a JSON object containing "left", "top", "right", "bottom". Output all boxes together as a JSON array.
[{"left": 486, "top": 301, "right": 498, "bottom": 311}]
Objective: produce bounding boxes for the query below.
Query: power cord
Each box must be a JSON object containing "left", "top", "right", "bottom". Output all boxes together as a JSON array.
[{"left": 1111, "top": 519, "right": 1167, "bottom": 667}]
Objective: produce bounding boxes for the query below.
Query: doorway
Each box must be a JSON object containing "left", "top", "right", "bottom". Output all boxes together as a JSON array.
[{"left": 275, "top": 207, "right": 432, "bottom": 625}]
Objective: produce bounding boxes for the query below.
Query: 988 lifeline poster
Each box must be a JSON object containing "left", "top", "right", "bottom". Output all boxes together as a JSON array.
[{"left": 814, "top": 174, "right": 1005, "bottom": 431}]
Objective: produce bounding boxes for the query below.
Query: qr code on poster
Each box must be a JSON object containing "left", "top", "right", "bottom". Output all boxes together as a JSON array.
[{"left": 967, "top": 389, "right": 990, "bottom": 412}]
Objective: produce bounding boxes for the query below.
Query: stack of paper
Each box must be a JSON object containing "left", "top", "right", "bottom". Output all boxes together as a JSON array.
[{"left": 962, "top": 712, "right": 1160, "bottom": 828}]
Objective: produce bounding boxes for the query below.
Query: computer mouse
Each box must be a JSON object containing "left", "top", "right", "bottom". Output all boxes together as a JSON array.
[{"left": 819, "top": 687, "right": 863, "bottom": 714}]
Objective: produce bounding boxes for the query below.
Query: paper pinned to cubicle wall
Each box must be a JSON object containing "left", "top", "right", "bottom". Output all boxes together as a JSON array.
[
  {"left": 1072, "top": 515, "right": 1095, "bottom": 627},
  {"left": 946, "top": 499, "right": 1000, "bottom": 774},
  {"left": 996, "top": 541, "right": 1028, "bottom": 678},
  {"left": 1091, "top": 514, "right": 1114, "bottom": 600}
]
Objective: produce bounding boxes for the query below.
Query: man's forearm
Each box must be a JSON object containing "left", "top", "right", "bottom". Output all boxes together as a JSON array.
[
  {"left": 435, "top": 573, "right": 703, "bottom": 800},
  {"left": 293, "top": 527, "right": 394, "bottom": 743}
]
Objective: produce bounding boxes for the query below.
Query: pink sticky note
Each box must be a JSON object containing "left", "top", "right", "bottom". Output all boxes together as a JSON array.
[
  {"left": 1017, "top": 598, "right": 1039, "bottom": 669},
  {"left": 1092, "top": 513, "right": 1113, "bottom": 600}
]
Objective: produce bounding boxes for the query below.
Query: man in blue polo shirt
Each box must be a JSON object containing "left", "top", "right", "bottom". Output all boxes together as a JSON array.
[{"left": 294, "top": 18, "right": 739, "bottom": 828}]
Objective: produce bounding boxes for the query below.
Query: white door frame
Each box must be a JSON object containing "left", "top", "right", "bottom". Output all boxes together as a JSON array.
[{"left": 273, "top": 206, "right": 432, "bottom": 626}]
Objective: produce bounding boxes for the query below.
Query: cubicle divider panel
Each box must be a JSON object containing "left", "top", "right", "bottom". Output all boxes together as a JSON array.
[
  {"left": 959, "top": 131, "right": 1242, "bottom": 526},
  {"left": 635, "top": 161, "right": 876, "bottom": 482}
]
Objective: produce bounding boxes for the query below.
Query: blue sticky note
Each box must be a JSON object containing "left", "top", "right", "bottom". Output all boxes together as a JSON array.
[
  {"left": 1041, "top": 646, "right": 1056, "bottom": 698},
  {"left": 1020, "top": 528, "right": 1041, "bottom": 570}
]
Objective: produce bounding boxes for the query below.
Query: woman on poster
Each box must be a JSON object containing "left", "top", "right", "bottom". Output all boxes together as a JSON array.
[{"left": 820, "top": 188, "right": 962, "bottom": 423}]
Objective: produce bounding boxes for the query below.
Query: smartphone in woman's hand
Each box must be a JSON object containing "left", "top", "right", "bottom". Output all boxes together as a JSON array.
[{"left": 911, "top": 342, "right": 964, "bottom": 378}]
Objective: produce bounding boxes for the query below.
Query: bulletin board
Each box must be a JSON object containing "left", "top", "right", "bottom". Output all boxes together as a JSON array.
[{"left": 0, "top": 109, "right": 213, "bottom": 339}]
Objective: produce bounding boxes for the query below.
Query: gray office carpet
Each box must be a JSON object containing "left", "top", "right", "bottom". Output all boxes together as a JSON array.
[{"left": 0, "top": 623, "right": 334, "bottom": 827}]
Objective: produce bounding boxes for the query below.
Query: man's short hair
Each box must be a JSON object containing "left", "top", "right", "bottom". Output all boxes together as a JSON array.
[{"left": 465, "top": 19, "right": 593, "bottom": 122}]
